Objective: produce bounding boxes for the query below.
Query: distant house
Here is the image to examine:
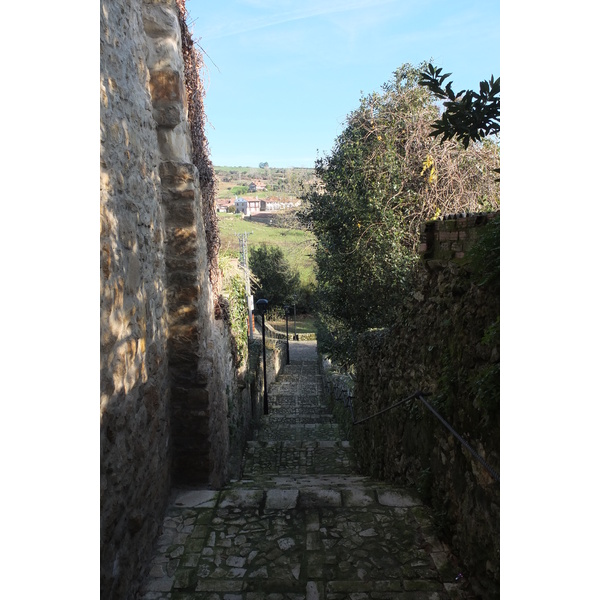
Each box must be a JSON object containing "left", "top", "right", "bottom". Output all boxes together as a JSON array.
[
  {"left": 249, "top": 180, "right": 266, "bottom": 192},
  {"left": 234, "top": 197, "right": 261, "bottom": 216},
  {"left": 260, "top": 198, "right": 302, "bottom": 212},
  {"left": 217, "top": 198, "right": 234, "bottom": 213}
]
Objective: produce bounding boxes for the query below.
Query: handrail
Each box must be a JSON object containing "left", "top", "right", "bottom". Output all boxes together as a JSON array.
[
  {"left": 417, "top": 394, "right": 499, "bottom": 483},
  {"left": 350, "top": 390, "right": 499, "bottom": 483},
  {"left": 351, "top": 390, "right": 429, "bottom": 425}
]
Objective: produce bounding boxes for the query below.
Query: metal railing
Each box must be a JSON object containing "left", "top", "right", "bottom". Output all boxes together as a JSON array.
[{"left": 343, "top": 390, "right": 499, "bottom": 483}]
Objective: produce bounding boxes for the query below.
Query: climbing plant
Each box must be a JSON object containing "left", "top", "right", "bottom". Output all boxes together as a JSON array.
[
  {"left": 301, "top": 62, "right": 500, "bottom": 368},
  {"left": 218, "top": 256, "right": 249, "bottom": 368},
  {"left": 176, "top": 0, "right": 221, "bottom": 291}
]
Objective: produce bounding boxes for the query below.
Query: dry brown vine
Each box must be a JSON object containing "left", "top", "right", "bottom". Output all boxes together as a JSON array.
[{"left": 176, "top": 0, "right": 222, "bottom": 297}]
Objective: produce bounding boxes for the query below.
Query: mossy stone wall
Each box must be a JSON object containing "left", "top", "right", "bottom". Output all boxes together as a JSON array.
[{"left": 352, "top": 214, "right": 500, "bottom": 598}]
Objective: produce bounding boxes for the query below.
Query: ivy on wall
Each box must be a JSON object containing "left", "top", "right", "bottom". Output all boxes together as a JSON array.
[
  {"left": 349, "top": 215, "right": 500, "bottom": 596},
  {"left": 218, "top": 256, "right": 249, "bottom": 369}
]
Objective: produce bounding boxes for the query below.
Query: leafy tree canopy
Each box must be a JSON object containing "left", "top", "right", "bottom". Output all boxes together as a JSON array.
[
  {"left": 301, "top": 62, "right": 499, "bottom": 367},
  {"left": 249, "top": 243, "right": 301, "bottom": 308},
  {"left": 419, "top": 63, "right": 500, "bottom": 148}
]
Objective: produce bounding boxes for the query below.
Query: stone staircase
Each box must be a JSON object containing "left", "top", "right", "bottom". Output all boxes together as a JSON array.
[{"left": 138, "top": 342, "right": 477, "bottom": 599}]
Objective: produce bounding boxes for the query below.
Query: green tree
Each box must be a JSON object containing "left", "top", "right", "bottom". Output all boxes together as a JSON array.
[
  {"left": 301, "top": 62, "right": 499, "bottom": 367},
  {"left": 249, "top": 243, "right": 301, "bottom": 308},
  {"left": 231, "top": 185, "right": 249, "bottom": 195},
  {"left": 418, "top": 63, "right": 500, "bottom": 148}
]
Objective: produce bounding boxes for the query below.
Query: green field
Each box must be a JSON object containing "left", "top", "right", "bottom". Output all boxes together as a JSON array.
[
  {"left": 269, "top": 314, "right": 317, "bottom": 334},
  {"left": 218, "top": 213, "right": 316, "bottom": 284}
]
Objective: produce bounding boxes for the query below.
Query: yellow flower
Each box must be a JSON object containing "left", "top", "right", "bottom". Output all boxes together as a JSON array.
[{"left": 421, "top": 154, "right": 437, "bottom": 183}]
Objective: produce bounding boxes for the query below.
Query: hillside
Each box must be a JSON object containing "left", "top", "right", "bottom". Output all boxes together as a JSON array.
[
  {"left": 214, "top": 165, "right": 316, "bottom": 200},
  {"left": 217, "top": 213, "right": 316, "bottom": 286}
]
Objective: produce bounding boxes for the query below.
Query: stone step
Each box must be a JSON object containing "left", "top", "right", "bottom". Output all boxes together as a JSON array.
[
  {"left": 242, "top": 440, "right": 354, "bottom": 476},
  {"left": 217, "top": 478, "right": 424, "bottom": 511},
  {"left": 139, "top": 341, "right": 477, "bottom": 599},
  {"left": 142, "top": 483, "right": 461, "bottom": 600},
  {"left": 261, "top": 413, "right": 336, "bottom": 423},
  {"left": 255, "top": 423, "right": 343, "bottom": 443}
]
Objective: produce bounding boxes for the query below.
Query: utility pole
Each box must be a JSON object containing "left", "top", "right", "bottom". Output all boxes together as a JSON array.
[{"left": 236, "top": 232, "right": 253, "bottom": 338}]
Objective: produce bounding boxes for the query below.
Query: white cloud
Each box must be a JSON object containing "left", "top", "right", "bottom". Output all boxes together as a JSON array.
[{"left": 203, "top": 0, "right": 401, "bottom": 40}]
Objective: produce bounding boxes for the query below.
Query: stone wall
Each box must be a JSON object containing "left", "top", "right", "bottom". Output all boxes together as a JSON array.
[
  {"left": 100, "top": 1, "right": 253, "bottom": 598},
  {"left": 418, "top": 210, "right": 500, "bottom": 267},
  {"left": 100, "top": 1, "right": 171, "bottom": 598},
  {"left": 352, "top": 213, "right": 500, "bottom": 598},
  {"left": 249, "top": 324, "right": 288, "bottom": 415}
]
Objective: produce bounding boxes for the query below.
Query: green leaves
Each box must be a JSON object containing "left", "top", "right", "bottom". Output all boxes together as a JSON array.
[
  {"left": 419, "top": 63, "right": 500, "bottom": 148},
  {"left": 301, "top": 62, "right": 500, "bottom": 368},
  {"left": 249, "top": 243, "right": 301, "bottom": 308}
]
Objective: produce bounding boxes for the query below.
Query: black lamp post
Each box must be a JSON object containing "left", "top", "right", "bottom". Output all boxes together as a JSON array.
[
  {"left": 284, "top": 305, "right": 290, "bottom": 365},
  {"left": 255, "top": 298, "right": 269, "bottom": 415},
  {"left": 292, "top": 295, "right": 299, "bottom": 341}
]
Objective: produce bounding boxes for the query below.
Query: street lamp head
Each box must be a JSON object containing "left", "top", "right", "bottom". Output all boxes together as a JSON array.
[
  {"left": 284, "top": 305, "right": 290, "bottom": 316},
  {"left": 255, "top": 298, "right": 268, "bottom": 316}
]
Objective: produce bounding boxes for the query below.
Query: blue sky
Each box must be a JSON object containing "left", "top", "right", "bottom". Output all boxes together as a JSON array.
[{"left": 184, "top": 0, "right": 499, "bottom": 168}]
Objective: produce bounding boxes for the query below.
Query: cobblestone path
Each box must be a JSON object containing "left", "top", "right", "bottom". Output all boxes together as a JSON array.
[{"left": 139, "top": 341, "right": 475, "bottom": 600}]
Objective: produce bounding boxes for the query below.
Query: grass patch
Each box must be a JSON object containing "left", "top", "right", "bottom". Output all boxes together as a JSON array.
[
  {"left": 218, "top": 213, "right": 316, "bottom": 284},
  {"left": 269, "top": 315, "right": 317, "bottom": 334}
]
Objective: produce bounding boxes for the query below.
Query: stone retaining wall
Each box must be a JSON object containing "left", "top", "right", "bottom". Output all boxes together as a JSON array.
[
  {"left": 418, "top": 211, "right": 500, "bottom": 267},
  {"left": 321, "top": 358, "right": 355, "bottom": 437},
  {"left": 100, "top": 2, "right": 172, "bottom": 598},
  {"left": 352, "top": 213, "right": 500, "bottom": 598},
  {"left": 263, "top": 320, "right": 317, "bottom": 341},
  {"left": 100, "top": 2, "right": 254, "bottom": 598}
]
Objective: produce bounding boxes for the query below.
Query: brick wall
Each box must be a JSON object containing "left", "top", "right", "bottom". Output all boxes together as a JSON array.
[{"left": 419, "top": 211, "right": 500, "bottom": 267}]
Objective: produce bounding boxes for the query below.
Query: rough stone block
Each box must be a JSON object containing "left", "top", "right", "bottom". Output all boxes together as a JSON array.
[
  {"left": 438, "top": 230, "right": 459, "bottom": 241},
  {"left": 142, "top": 2, "right": 179, "bottom": 38},
  {"left": 152, "top": 104, "right": 184, "bottom": 127},
  {"left": 172, "top": 386, "right": 209, "bottom": 413},
  {"left": 150, "top": 69, "right": 183, "bottom": 104},
  {"left": 342, "top": 487, "right": 376, "bottom": 507},
  {"left": 165, "top": 302, "right": 199, "bottom": 326},
  {"left": 195, "top": 580, "right": 244, "bottom": 592},
  {"left": 218, "top": 489, "right": 264, "bottom": 509},
  {"left": 173, "top": 489, "right": 219, "bottom": 508},
  {"left": 165, "top": 226, "right": 199, "bottom": 254},
  {"left": 265, "top": 489, "right": 299, "bottom": 510},
  {"left": 159, "top": 161, "right": 197, "bottom": 189},
  {"left": 166, "top": 285, "right": 201, "bottom": 308},
  {"left": 327, "top": 581, "right": 374, "bottom": 593},
  {"left": 377, "top": 489, "right": 421, "bottom": 507},
  {"left": 306, "top": 581, "right": 324, "bottom": 599},
  {"left": 164, "top": 199, "right": 196, "bottom": 227},
  {"left": 298, "top": 489, "right": 342, "bottom": 508},
  {"left": 171, "top": 414, "right": 210, "bottom": 438},
  {"left": 167, "top": 269, "right": 199, "bottom": 287}
]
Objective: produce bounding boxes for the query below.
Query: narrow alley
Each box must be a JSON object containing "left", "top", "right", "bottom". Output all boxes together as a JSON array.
[{"left": 138, "top": 341, "right": 476, "bottom": 600}]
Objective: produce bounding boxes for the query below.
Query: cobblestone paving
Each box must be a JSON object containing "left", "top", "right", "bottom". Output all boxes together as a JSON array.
[{"left": 138, "top": 341, "right": 477, "bottom": 600}]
